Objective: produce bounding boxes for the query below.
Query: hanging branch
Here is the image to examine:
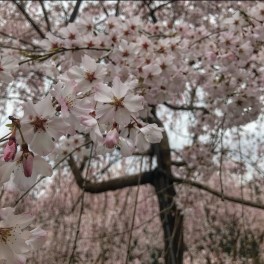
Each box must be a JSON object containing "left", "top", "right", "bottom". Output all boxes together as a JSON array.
[
  {"left": 164, "top": 102, "right": 210, "bottom": 114},
  {"left": 39, "top": 0, "right": 51, "bottom": 32},
  {"left": 12, "top": 0, "right": 45, "bottom": 39},
  {"left": 172, "top": 175, "right": 264, "bottom": 210},
  {"left": 115, "top": 0, "right": 120, "bottom": 16}
]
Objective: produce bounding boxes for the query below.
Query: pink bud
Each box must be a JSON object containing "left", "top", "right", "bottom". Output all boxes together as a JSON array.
[
  {"left": 23, "top": 153, "right": 34, "bottom": 177},
  {"left": 104, "top": 129, "right": 119, "bottom": 149},
  {"left": 3, "top": 136, "right": 17, "bottom": 161}
]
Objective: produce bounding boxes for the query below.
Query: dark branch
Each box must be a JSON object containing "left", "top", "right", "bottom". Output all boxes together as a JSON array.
[
  {"left": 99, "top": 1, "right": 109, "bottom": 17},
  {"left": 68, "top": 155, "right": 153, "bottom": 193},
  {"left": 145, "top": 1, "right": 157, "bottom": 23},
  {"left": 172, "top": 175, "right": 264, "bottom": 210},
  {"left": 164, "top": 102, "right": 210, "bottom": 114},
  {"left": 171, "top": 161, "right": 186, "bottom": 167},
  {"left": 39, "top": 0, "right": 51, "bottom": 32},
  {"left": 151, "top": 1, "right": 172, "bottom": 13},
  {"left": 144, "top": 1, "right": 172, "bottom": 23},
  {"left": 115, "top": 0, "right": 120, "bottom": 16},
  {"left": 69, "top": 0, "right": 82, "bottom": 23},
  {"left": 12, "top": 0, "right": 45, "bottom": 39}
]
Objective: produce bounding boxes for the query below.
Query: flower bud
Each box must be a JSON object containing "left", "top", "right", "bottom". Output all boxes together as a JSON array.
[
  {"left": 3, "top": 136, "right": 17, "bottom": 162},
  {"left": 22, "top": 152, "right": 34, "bottom": 177}
]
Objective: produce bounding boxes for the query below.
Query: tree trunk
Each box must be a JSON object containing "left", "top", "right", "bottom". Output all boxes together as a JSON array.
[
  {"left": 150, "top": 110, "right": 184, "bottom": 264},
  {"left": 152, "top": 170, "right": 184, "bottom": 264}
]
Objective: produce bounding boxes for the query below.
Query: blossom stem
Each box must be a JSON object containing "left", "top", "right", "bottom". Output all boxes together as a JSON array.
[{"left": 0, "top": 132, "right": 11, "bottom": 142}]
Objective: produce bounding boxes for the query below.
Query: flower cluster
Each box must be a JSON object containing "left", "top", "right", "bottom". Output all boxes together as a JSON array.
[{"left": 0, "top": 2, "right": 264, "bottom": 262}]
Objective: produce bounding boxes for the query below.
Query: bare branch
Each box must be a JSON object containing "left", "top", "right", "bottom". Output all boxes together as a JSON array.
[
  {"left": 99, "top": 0, "right": 109, "bottom": 17},
  {"left": 144, "top": 1, "right": 172, "bottom": 23},
  {"left": 68, "top": 155, "right": 153, "bottom": 193},
  {"left": 69, "top": 0, "right": 82, "bottom": 23},
  {"left": 172, "top": 175, "right": 264, "bottom": 210},
  {"left": 164, "top": 102, "right": 210, "bottom": 114},
  {"left": 115, "top": 0, "right": 120, "bottom": 16},
  {"left": 144, "top": 1, "right": 158, "bottom": 23},
  {"left": 39, "top": 0, "right": 51, "bottom": 32},
  {"left": 12, "top": 0, "right": 45, "bottom": 39},
  {"left": 171, "top": 161, "right": 186, "bottom": 167}
]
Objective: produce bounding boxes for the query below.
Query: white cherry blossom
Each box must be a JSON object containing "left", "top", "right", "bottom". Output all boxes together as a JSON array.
[
  {"left": 136, "top": 123, "right": 164, "bottom": 152},
  {"left": 94, "top": 77, "right": 144, "bottom": 125},
  {"left": 0, "top": 207, "right": 46, "bottom": 264},
  {"left": 20, "top": 95, "right": 70, "bottom": 156},
  {"left": 67, "top": 55, "right": 107, "bottom": 92}
]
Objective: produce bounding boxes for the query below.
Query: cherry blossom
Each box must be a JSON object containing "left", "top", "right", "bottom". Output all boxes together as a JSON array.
[
  {"left": 95, "top": 77, "right": 144, "bottom": 125},
  {"left": 0, "top": 150, "right": 52, "bottom": 191},
  {"left": 0, "top": 1, "right": 264, "bottom": 263},
  {"left": 67, "top": 54, "right": 107, "bottom": 92},
  {"left": 135, "top": 123, "right": 164, "bottom": 152},
  {"left": 0, "top": 207, "right": 46, "bottom": 264},
  {"left": 20, "top": 95, "right": 70, "bottom": 156}
]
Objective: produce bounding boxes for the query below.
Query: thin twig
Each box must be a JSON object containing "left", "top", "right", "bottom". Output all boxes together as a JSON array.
[
  {"left": 189, "top": 29, "right": 227, "bottom": 48},
  {"left": 12, "top": 0, "right": 45, "bottom": 39},
  {"left": 39, "top": 0, "right": 51, "bottom": 32},
  {"left": 125, "top": 157, "right": 143, "bottom": 263},
  {"left": 115, "top": 0, "right": 120, "bottom": 16},
  {"left": 219, "top": 115, "right": 226, "bottom": 200},
  {"left": 69, "top": 0, "right": 83, "bottom": 23},
  {"left": 99, "top": 0, "right": 109, "bottom": 17},
  {"left": 68, "top": 143, "right": 94, "bottom": 263},
  {"left": 19, "top": 46, "right": 111, "bottom": 65},
  {"left": 172, "top": 175, "right": 264, "bottom": 210}
]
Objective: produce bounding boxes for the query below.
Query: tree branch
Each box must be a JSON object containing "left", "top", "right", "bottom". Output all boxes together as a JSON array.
[
  {"left": 115, "top": 0, "right": 120, "bottom": 16},
  {"left": 171, "top": 161, "right": 186, "bottom": 167},
  {"left": 144, "top": 1, "right": 172, "bottom": 23},
  {"left": 12, "top": 0, "right": 45, "bottom": 39},
  {"left": 69, "top": 0, "right": 82, "bottom": 23},
  {"left": 39, "top": 0, "right": 51, "bottom": 32},
  {"left": 99, "top": 0, "right": 109, "bottom": 17},
  {"left": 144, "top": 1, "right": 157, "bottom": 23},
  {"left": 172, "top": 175, "right": 264, "bottom": 210},
  {"left": 68, "top": 155, "right": 153, "bottom": 193},
  {"left": 164, "top": 102, "right": 209, "bottom": 114}
]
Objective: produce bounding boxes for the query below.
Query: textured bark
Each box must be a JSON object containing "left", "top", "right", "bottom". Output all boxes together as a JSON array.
[
  {"left": 152, "top": 170, "right": 184, "bottom": 264},
  {"left": 150, "top": 112, "right": 184, "bottom": 264}
]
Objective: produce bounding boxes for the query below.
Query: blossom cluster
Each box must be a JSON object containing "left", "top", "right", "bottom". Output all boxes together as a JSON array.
[{"left": 0, "top": 1, "right": 264, "bottom": 261}]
